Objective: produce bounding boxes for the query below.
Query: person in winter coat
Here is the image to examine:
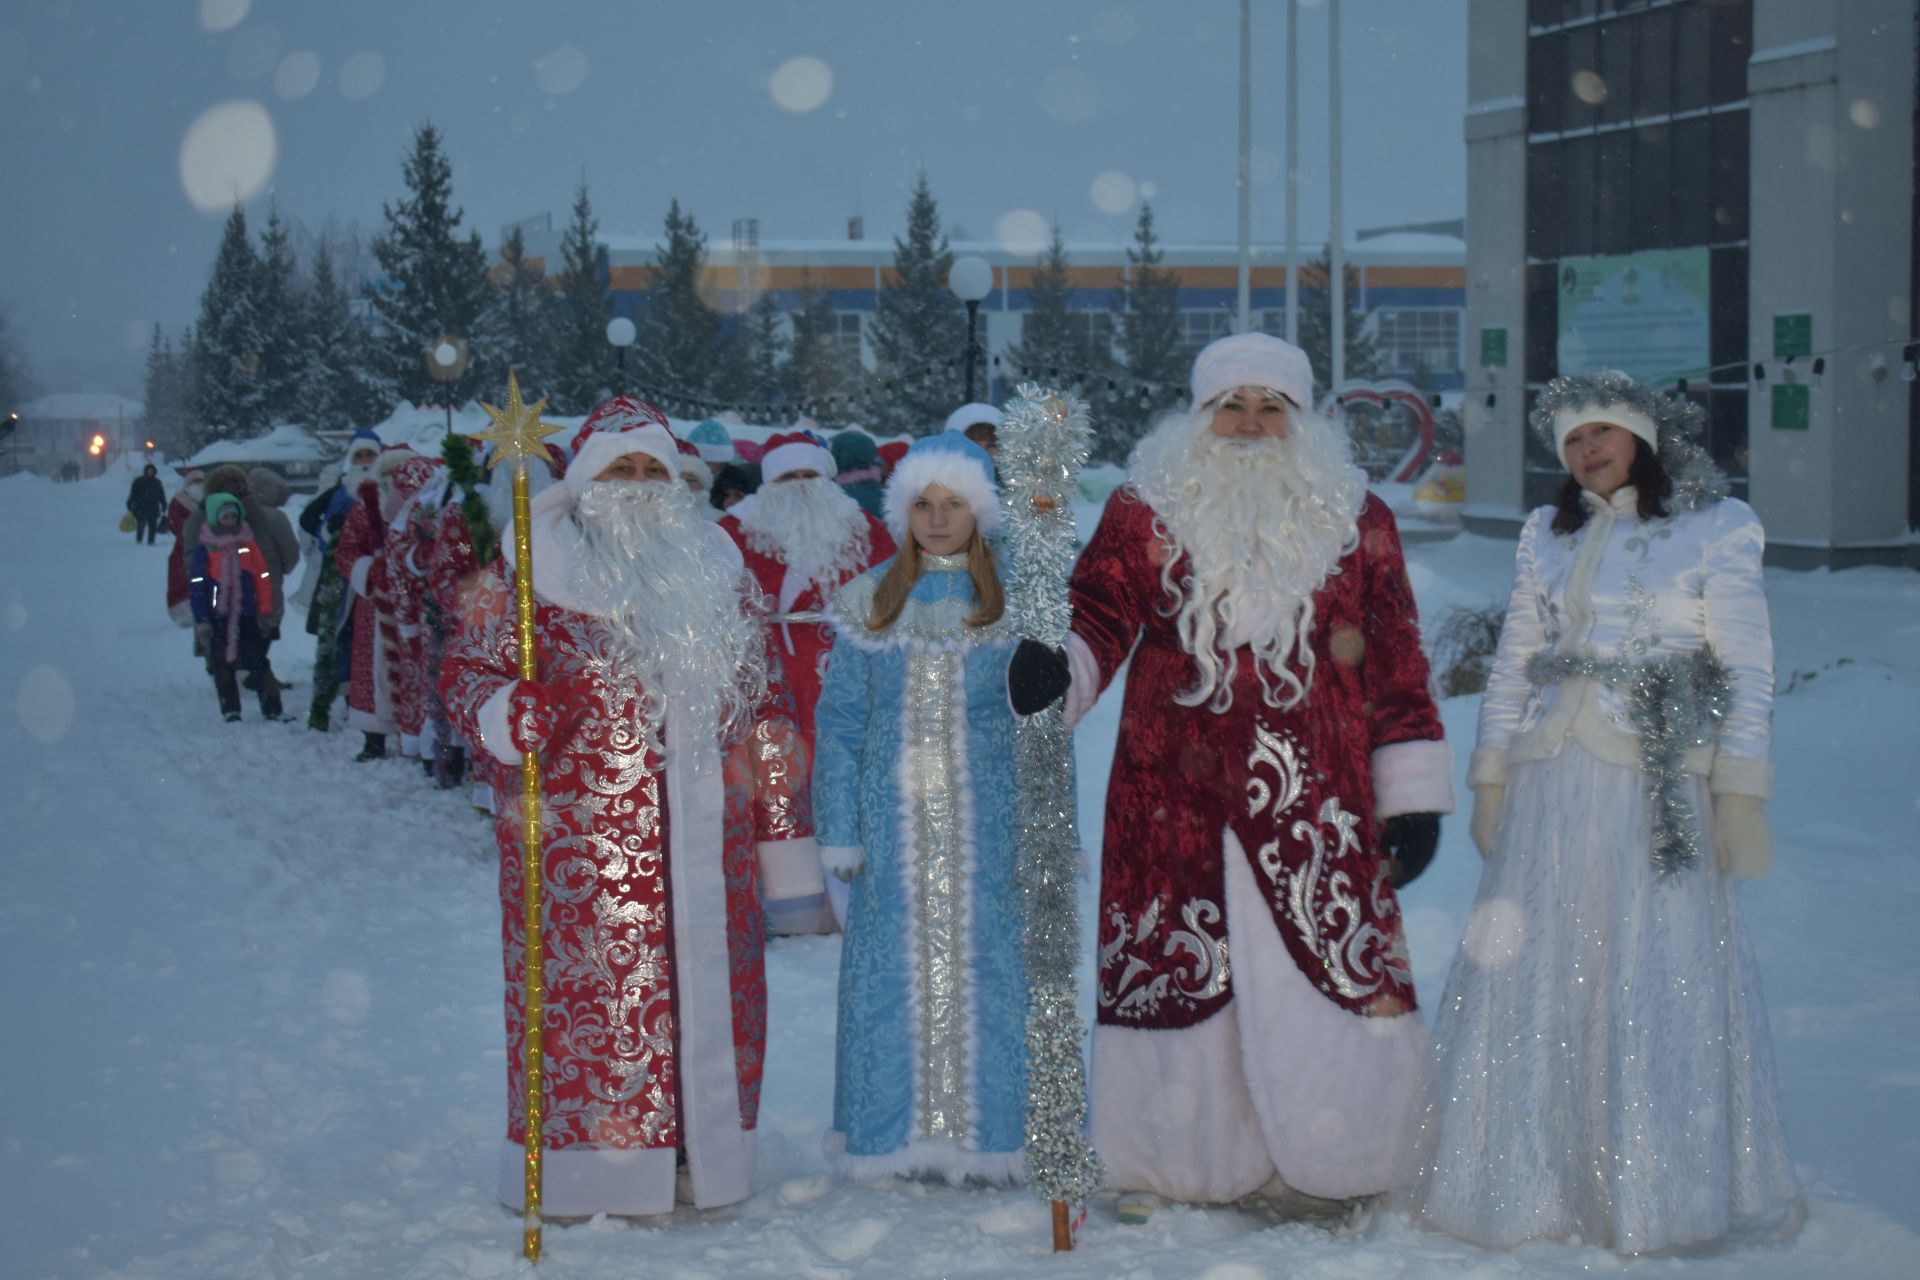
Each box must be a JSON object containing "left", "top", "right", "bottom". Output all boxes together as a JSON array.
[
  {"left": 244, "top": 467, "right": 302, "bottom": 678},
  {"left": 301, "top": 431, "right": 382, "bottom": 730},
  {"left": 190, "top": 493, "right": 283, "bottom": 721},
  {"left": 126, "top": 464, "right": 166, "bottom": 544},
  {"left": 166, "top": 469, "right": 206, "bottom": 626},
  {"left": 828, "top": 429, "right": 887, "bottom": 520},
  {"left": 710, "top": 462, "right": 759, "bottom": 514},
  {"left": 1401, "top": 372, "right": 1801, "bottom": 1254},
  {"left": 810, "top": 430, "right": 1030, "bottom": 1186}
]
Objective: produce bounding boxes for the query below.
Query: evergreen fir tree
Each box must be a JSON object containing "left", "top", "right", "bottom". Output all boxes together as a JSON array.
[
  {"left": 1006, "top": 223, "right": 1095, "bottom": 384},
  {"left": 1294, "top": 245, "right": 1382, "bottom": 395},
  {"left": 1105, "top": 201, "right": 1185, "bottom": 461},
  {"left": 633, "top": 199, "right": 726, "bottom": 407},
  {"left": 192, "top": 203, "right": 270, "bottom": 443},
  {"left": 142, "top": 325, "right": 191, "bottom": 456},
  {"left": 864, "top": 174, "right": 970, "bottom": 435},
  {"left": 297, "top": 242, "right": 384, "bottom": 431},
  {"left": 784, "top": 272, "right": 858, "bottom": 420},
  {"left": 0, "top": 306, "right": 38, "bottom": 424},
  {"left": 471, "top": 226, "right": 555, "bottom": 400},
  {"left": 544, "top": 182, "right": 617, "bottom": 413},
  {"left": 714, "top": 294, "right": 788, "bottom": 417},
  {"left": 255, "top": 206, "right": 304, "bottom": 424},
  {"left": 366, "top": 123, "right": 491, "bottom": 409}
]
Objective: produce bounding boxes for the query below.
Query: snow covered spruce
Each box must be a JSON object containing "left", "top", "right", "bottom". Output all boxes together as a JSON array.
[
  {"left": 437, "top": 398, "right": 816, "bottom": 1220},
  {"left": 1400, "top": 371, "right": 1802, "bottom": 1252}
]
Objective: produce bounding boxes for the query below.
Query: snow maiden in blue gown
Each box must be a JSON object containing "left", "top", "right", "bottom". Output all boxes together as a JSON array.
[
  {"left": 811, "top": 430, "right": 1030, "bottom": 1184},
  {"left": 1402, "top": 373, "right": 1802, "bottom": 1253}
]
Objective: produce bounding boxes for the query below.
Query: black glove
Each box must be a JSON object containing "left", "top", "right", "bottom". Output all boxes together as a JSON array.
[
  {"left": 1381, "top": 812, "right": 1442, "bottom": 890},
  {"left": 1008, "top": 638, "right": 1071, "bottom": 716}
]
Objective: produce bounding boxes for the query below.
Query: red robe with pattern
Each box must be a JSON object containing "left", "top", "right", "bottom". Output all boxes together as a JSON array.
[
  {"left": 333, "top": 491, "right": 397, "bottom": 736},
  {"left": 718, "top": 509, "right": 895, "bottom": 753},
  {"left": 166, "top": 490, "right": 197, "bottom": 626},
  {"left": 1067, "top": 485, "right": 1451, "bottom": 1202},
  {"left": 426, "top": 495, "right": 497, "bottom": 784},
  {"left": 440, "top": 556, "right": 813, "bottom": 1218},
  {"left": 387, "top": 501, "right": 439, "bottom": 742}
]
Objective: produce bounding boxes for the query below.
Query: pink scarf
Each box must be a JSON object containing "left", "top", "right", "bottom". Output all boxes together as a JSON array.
[{"left": 199, "top": 521, "right": 256, "bottom": 663}]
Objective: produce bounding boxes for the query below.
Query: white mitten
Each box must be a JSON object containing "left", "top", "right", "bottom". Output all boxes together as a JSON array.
[
  {"left": 1713, "top": 794, "right": 1773, "bottom": 880},
  {"left": 1469, "top": 784, "right": 1504, "bottom": 859},
  {"left": 821, "top": 845, "right": 865, "bottom": 883}
]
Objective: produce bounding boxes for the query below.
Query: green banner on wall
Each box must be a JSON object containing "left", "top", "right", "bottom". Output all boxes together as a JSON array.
[{"left": 1556, "top": 249, "right": 1712, "bottom": 386}]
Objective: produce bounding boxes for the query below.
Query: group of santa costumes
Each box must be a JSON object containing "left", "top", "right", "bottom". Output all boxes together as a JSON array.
[{"left": 429, "top": 334, "right": 1796, "bottom": 1256}]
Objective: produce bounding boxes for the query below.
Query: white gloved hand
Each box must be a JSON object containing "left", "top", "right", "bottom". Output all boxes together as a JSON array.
[
  {"left": 1713, "top": 794, "right": 1773, "bottom": 880},
  {"left": 820, "top": 845, "right": 865, "bottom": 882},
  {"left": 1469, "top": 784, "right": 1504, "bottom": 859}
]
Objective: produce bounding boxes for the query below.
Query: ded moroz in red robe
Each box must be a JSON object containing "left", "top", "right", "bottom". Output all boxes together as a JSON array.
[
  {"left": 1066, "top": 484, "right": 1453, "bottom": 1203},
  {"left": 332, "top": 488, "right": 397, "bottom": 737},
  {"left": 440, "top": 502, "right": 813, "bottom": 1219}
]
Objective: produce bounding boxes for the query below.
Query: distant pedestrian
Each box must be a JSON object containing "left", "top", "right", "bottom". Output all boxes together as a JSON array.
[{"left": 126, "top": 464, "right": 165, "bottom": 544}]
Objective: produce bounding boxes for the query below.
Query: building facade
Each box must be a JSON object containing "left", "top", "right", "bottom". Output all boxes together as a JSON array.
[{"left": 1464, "top": 0, "right": 1919, "bottom": 566}]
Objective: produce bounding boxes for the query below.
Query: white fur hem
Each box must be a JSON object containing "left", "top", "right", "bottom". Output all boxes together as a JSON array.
[
  {"left": 820, "top": 843, "right": 865, "bottom": 879},
  {"left": 348, "top": 555, "right": 374, "bottom": 599},
  {"left": 824, "top": 1130, "right": 1025, "bottom": 1187},
  {"left": 1466, "top": 745, "right": 1509, "bottom": 788},
  {"left": 1372, "top": 738, "right": 1455, "bottom": 818},
  {"left": 1062, "top": 631, "right": 1102, "bottom": 730},
  {"left": 496, "top": 1134, "right": 754, "bottom": 1216},
  {"left": 756, "top": 836, "right": 826, "bottom": 901},
  {"left": 1710, "top": 752, "right": 1772, "bottom": 800}
]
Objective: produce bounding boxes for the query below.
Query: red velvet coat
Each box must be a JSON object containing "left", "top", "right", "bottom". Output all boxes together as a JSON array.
[
  {"left": 439, "top": 559, "right": 810, "bottom": 1169},
  {"left": 719, "top": 510, "right": 894, "bottom": 753},
  {"left": 333, "top": 497, "right": 396, "bottom": 734},
  {"left": 165, "top": 493, "right": 196, "bottom": 623},
  {"left": 1069, "top": 487, "right": 1443, "bottom": 1029}
]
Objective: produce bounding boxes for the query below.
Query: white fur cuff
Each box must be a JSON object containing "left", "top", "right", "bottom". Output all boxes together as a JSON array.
[
  {"left": 1372, "top": 738, "right": 1455, "bottom": 819},
  {"left": 756, "top": 837, "right": 826, "bottom": 901},
  {"left": 476, "top": 682, "right": 523, "bottom": 767},
  {"left": 1466, "top": 745, "right": 1509, "bottom": 788},
  {"left": 1062, "top": 631, "right": 1101, "bottom": 730},
  {"left": 819, "top": 844, "right": 865, "bottom": 880},
  {"left": 1710, "top": 753, "right": 1772, "bottom": 800},
  {"left": 349, "top": 555, "right": 374, "bottom": 599}
]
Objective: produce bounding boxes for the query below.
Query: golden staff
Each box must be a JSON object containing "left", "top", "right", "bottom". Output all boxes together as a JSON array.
[{"left": 472, "top": 372, "right": 566, "bottom": 1263}]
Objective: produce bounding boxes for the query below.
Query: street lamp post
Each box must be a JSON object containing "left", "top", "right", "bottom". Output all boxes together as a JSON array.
[
  {"left": 606, "top": 316, "right": 637, "bottom": 394},
  {"left": 949, "top": 255, "right": 993, "bottom": 404},
  {"left": 426, "top": 335, "right": 471, "bottom": 436}
]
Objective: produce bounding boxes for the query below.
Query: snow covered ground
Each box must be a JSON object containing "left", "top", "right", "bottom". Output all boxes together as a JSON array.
[{"left": 5, "top": 461, "right": 1918, "bottom": 1279}]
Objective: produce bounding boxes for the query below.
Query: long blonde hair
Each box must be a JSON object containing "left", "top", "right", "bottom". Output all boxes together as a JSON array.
[{"left": 866, "top": 532, "right": 1005, "bottom": 632}]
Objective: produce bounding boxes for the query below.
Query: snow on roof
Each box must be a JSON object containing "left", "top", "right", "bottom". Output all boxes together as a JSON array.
[
  {"left": 18, "top": 392, "right": 146, "bottom": 421},
  {"left": 185, "top": 423, "right": 331, "bottom": 466}
]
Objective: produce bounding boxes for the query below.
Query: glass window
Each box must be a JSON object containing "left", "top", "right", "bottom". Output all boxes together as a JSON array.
[
  {"left": 1709, "top": 245, "right": 1748, "bottom": 381},
  {"left": 1525, "top": 263, "right": 1560, "bottom": 384},
  {"left": 1595, "top": 17, "right": 1634, "bottom": 126},
  {"left": 1634, "top": 5, "right": 1674, "bottom": 119},
  {"left": 1709, "top": 109, "right": 1749, "bottom": 241},
  {"left": 1373, "top": 309, "right": 1462, "bottom": 375},
  {"left": 1668, "top": 115, "right": 1711, "bottom": 245},
  {"left": 829, "top": 312, "right": 863, "bottom": 362},
  {"left": 1707, "top": 387, "right": 1748, "bottom": 482},
  {"left": 1708, "top": 0, "right": 1752, "bottom": 106},
  {"left": 1527, "top": 141, "right": 1564, "bottom": 260},
  {"left": 1673, "top": 1, "right": 1710, "bottom": 114},
  {"left": 1630, "top": 123, "right": 1672, "bottom": 249},
  {"left": 1594, "top": 131, "right": 1634, "bottom": 254},
  {"left": 1561, "top": 133, "right": 1598, "bottom": 258},
  {"left": 1176, "top": 310, "right": 1235, "bottom": 362},
  {"left": 1528, "top": 31, "right": 1568, "bottom": 134},
  {"left": 1564, "top": 23, "right": 1599, "bottom": 132}
]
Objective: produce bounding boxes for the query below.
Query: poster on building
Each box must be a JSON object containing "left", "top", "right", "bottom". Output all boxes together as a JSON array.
[{"left": 1555, "top": 249, "right": 1711, "bottom": 386}]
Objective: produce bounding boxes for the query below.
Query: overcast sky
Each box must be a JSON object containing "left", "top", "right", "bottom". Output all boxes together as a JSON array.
[{"left": 0, "top": 0, "right": 1467, "bottom": 397}]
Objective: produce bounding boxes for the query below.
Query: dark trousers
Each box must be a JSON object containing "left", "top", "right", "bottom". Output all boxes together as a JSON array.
[
  {"left": 206, "top": 615, "right": 281, "bottom": 719},
  {"left": 135, "top": 515, "right": 160, "bottom": 544}
]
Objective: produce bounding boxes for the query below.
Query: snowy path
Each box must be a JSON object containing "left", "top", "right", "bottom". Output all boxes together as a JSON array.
[{"left": 4, "top": 466, "right": 1918, "bottom": 1279}]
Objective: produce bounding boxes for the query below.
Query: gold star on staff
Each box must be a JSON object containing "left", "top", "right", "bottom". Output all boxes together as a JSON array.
[{"left": 472, "top": 371, "right": 565, "bottom": 471}]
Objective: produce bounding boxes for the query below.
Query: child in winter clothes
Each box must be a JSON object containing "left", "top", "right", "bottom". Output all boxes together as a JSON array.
[{"left": 190, "top": 493, "right": 283, "bottom": 722}]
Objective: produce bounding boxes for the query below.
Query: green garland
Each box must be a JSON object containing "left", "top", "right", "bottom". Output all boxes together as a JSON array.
[{"left": 441, "top": 432, "right": 501, "bottom": 568}]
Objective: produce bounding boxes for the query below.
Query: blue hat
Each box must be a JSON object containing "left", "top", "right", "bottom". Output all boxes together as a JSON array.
[
  {"left": 881, "top": 430, "right": 1000, "bottom": 543},
  {"left": 687, "top": 419, "right": 734, "bottom": 464},
  {"left": 346, "top": 427, "right": 382, "bottom": 455}
]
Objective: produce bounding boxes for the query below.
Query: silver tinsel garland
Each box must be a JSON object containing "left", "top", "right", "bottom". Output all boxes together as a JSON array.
[
  {"left": 1528, "top": 371, "right": 1730, "bottom": 511},
  {"left": 997, "top": 383, "right": 1104, "bottom": 1206},
  {"left": 1525, "top": 645, "right": 1732, "bottom": 875}
]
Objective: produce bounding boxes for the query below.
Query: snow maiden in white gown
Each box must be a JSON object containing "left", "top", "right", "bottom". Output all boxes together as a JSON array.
[{"left": 1402, "top": 373, "right": 1802, "bottom": 1253}]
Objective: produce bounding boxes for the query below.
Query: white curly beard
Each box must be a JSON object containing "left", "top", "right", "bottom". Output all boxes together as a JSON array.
[
  {"left": 735, "top": 477, "right": 870, "bottom": 603},
  {"left": 1128, "top": 406, "right": 1367, "bottom": 712},
  {"left": 572, "top": 479, "right": 768, "bottom": 745}
]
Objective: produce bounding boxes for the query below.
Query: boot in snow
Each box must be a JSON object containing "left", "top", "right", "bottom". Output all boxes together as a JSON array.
[{"left": 355, "top": 732, "right": 387, "bottom": 762}]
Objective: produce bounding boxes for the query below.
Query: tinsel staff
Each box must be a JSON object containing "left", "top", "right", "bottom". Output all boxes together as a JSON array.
[
  {"left": 997, "top": 383, "right": 1103, "bottom": 1251},
  {"left": 470, "top": 372, "right": 566, "bottom": 1264}
]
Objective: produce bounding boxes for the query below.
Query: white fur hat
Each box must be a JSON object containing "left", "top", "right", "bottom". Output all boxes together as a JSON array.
[
  {"left": 1548, "top": 400, "right": 1659, "bottom": 468},
  {"left": 943, "top": 402, "right": 1004, "bottom": 435},
  {"left": 881, "top": 430, "right": 1001, "bottom": 544},
  {"left": 760, "top": 430, "right": 837, "bottom": 484},
  {"left": 1189, "top": 331, "right": 1314, "bottom": 410},
  {"left": 564, "top": 397, "right": 678, "bottom": 492}
]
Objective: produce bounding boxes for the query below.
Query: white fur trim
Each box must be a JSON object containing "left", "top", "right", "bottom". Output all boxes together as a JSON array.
[
  {"left": 1550, "top": 402, "right": 1658, "bottom": 468},
  {"left": 1466, "top": 745, "right": 1509, "bottom": 789},
  {"left": 943, "top": 403, "right": 1003, "bottom": 434},
  {"left": 564, "top": 422, "right": 680, "bottom": 490},
  {"left": 1709, "top": 752, "right": 1772, "bottom": 800},
  {"left": 348, "top": 555, "right": 374, "bottom": 599},
  {"left": 881, "top": 451, "right": 1001, "bottom": 544},
  {"left": 761, "top": 439, "right": 835, "bottom": 483},
  {"left": 1062, "top": 631, "right": 1102, "bottom": 730},
  {"left": 1221, "top": 829, "right": 1428, "bottom": 1198},
  {"left": 820, "top": 844, "right": 865, "bottom": 879},
  {"left": 679, "top": 454, "right": 713, "bottom": 490},
  {"left": 374, "top": 448, "right": 415, "bottom": 479},
  {"left": 824, "top": 1130, "right": 1025, "bottom": 1187},
  {"left": 476, "top": 682, "right": 521, "bottom": 766},
  {"left": 1189, "top": 332, "right": 1313, "bottom": 410},
  {"left": 757, "top": 836, "right": 826, "bottom": 902},
  {"left": 1371, "top": 738, "right": 1455, "bottom": 819}
]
